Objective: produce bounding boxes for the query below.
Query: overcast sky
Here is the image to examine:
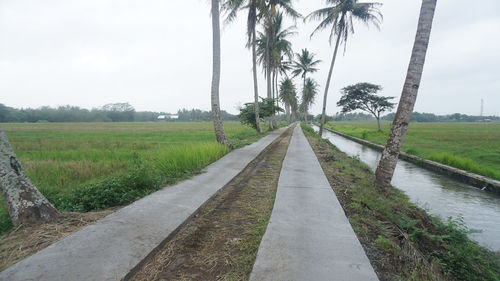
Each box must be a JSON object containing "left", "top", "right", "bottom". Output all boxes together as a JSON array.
[{"left": 1, "top": 0, "right": 499, "bottom": 116}]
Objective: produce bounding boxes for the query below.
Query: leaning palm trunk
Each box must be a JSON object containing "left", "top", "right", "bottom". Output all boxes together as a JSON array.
[
  {"left": 375, "top": 0, "right": 436, "bottom": 187},
  {"left": 211, "top": 0, "right": 231, "bottom": 147},
  {"left": 319, "top": 32, "right": 342, "bottom": 137},
  {"left": 252, "top": 29, "right": 262, "bottom": 134},
  {"left": 0, "top": 129, "right": 58, "bottom": 225}
]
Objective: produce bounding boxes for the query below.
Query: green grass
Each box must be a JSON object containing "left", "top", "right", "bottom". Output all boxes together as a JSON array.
[
  {"left": 324, "top": 121, "right": 500, "bottom": 180},
  {"left": 0, "top": 122, "right": 266, "bottom": 233}
]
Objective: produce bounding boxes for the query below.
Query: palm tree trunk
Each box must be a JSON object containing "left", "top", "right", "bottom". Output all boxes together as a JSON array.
[
  {"left": 252, "top": 29, "right": 262, "bottom": 134},
  {"left": 302, "top": 76, "right": 307, "bottom": 123},
  {"left": 274, "top": 71, "right": 280, "bottom": 126},
  {"left": 375, "top": 0, "right": 437, "bottom": 187},
  {"left": 319, "top": 31, "right": 342, "bottom": 137},
  {"left": 285, "top": 103, "right": 290, "bottom": 123},
  {"left": 211, "top": 0, "right": 231, "bottom": 147},
  {"left": 266, "top": 30, "right": 274, "bottom": 130},
  {"left": 0, "top": 129, "right": 58, "bottom": 225}
]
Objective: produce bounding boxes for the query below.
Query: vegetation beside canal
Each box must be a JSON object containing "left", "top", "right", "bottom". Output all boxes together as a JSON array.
[
  {"left": 0, "top": 122, "right": 270, "bottom": 234},
  {"left": 303, "top": 124, "right": 500, "bottom": 281},
  {"left": 324, "top": 121, "right": 500, "bottom": 181}
]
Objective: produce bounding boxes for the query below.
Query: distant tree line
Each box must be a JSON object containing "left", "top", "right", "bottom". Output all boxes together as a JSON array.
[
  {"left": 382, "top": 112, "right": 500, "bottom": 123},
  {"left": 310, "top": 112, "right": 500, "bottom": 123},
  {"left": 176, "top": 108, "right": 238, "bottom": 122},
  {"left": 0, "top": 103, "right": 238, "bottom": 123}
]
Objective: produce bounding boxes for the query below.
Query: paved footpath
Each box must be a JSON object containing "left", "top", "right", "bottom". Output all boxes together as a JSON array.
[
  {"left": 250, "top": 125, "right": 379, "bottom": 281},
  {"left": 0, "top": 127, "right": 288, "bottom": 281}
]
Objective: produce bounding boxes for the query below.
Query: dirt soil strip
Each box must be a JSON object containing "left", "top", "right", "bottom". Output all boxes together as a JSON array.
[
  {"left": 129, "top": 126, "right": 294, "bottom": 281},
  {"left": 0, "top": 210, "right": 114, "bottom": 271}
]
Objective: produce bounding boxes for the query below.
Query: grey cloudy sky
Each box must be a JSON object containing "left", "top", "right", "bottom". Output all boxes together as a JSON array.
[{"left": 1, "top": 0, "right": 499, "bottom": 116}]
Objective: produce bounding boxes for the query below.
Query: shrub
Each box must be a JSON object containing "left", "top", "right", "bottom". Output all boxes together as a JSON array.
[
  {"left": 238, "top": 98, "right": 282, "bottom": 129},
  {"left": 58, "top": 164, "right": 161, "bottom": 212}
]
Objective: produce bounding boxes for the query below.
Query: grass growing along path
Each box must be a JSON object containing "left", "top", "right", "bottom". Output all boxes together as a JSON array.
[
  {"left": 0, "top": 122, "right": 270, "bottom": 234},
  {"left": 324, "top": 121, "right": 500, "bottom": 181}
]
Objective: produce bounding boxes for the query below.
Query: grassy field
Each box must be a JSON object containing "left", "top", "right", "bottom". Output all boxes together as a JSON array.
[
  {"left": 324, "top": 121, "right": 500, "bottom": 181},
  {"left": 0, "top": 122, "right": 269, "bottom": 233}
]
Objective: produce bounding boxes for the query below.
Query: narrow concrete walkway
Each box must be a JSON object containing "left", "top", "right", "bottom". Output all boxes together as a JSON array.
[
  {"left": 0, "top": 127, "right": 288, "bottom": 281},
  {"left": 250, "top": 126, "right": 379, "bottom": 281}
]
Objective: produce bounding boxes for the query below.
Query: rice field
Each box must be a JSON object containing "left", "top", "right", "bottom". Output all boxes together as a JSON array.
[
  {"left": 324, "top": 121, "right": 500, "bottom": 181},
  {"left": 0, "top": 122, "right": 268, "bottom": 233}
]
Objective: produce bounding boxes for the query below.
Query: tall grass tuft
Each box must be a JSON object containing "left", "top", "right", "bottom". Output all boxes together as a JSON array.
[{"left": 430, "top": 153, "right": 500, "bottom": 180}]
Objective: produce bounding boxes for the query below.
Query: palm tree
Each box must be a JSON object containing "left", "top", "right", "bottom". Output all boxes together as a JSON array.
[
  {"left": 307, "top": 0, "right": 382, "bottom": 137},
  {"left": 301, "top": 78, "right": 319, "bottom": 123},
  {"left": 279, "top": 77, "right": 297, "bottom": 122},
  {"left": 262, "top": 0, "right": 300, "bottom": 130},
  {"left": 256, "top": 11, "right": 296, "bottom": 127},
  {"left": 223, "top": 0, "right": 267, "bottom": 133},
  {"left": 291, "top": 48, "right": 321, "bottom": 93},
  {"left": 1, "top": 129, "right": 58, "bottom": 225},
  {"left": 211, "top": 0, "right": 232, "bottom": 147},
  {"left": 375, "top": 0, "right": 437, "bottom": 187}
]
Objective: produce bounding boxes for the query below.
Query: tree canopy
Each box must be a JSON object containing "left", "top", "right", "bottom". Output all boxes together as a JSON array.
[{"left": 337, "top": 82, "right": 395, "bottom": 131}]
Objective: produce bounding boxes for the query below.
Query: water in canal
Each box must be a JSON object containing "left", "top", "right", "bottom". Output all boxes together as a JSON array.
[{"left": 314, "top": 126, "right": 500, "bottom": 251}]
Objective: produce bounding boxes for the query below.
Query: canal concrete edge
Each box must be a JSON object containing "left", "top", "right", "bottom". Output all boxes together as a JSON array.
[
  {"left": 0, "top": 126, "right": 291, "bottom": 281},
  {"left": 322, "top": 127, "right": 500, "bottom": 194}
]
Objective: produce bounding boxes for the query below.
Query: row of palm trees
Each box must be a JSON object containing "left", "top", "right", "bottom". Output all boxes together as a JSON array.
[
  {"left": 212, "top": 0, "right": 383, "bottom": 143},
  {"left": 210, "top": 0, "right": 438, "bottom": 188}
]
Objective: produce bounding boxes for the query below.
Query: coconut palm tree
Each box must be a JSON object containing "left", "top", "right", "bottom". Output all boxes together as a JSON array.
[
  {"left": 307, "top": 0, "right": 383, "bottom": 137},
  {"left": 301, "top": 78, "right": 319, "bottom": 123},
  {"left": 211, "top": 0, "right": 231, "bottom": 147},
  {"left": 279, "top": 77, "right": 297, "bottom": 122},
  {"left": 262, "top": 0, "right": 300, "bottom": 130},
  {"left": 223, "top": 0, "right": 267, "bottom": 133},
  {"left": 375, "top": 0, "right": 437, "bottom": 187},
  {"left": 1, "top": 129, "right": 58, "bottom": 225},
  {"left": 256, "top": 11, "right": 296, "bottom": 127},
  {"left": 291, "top": 48, "right": 321, "bottom": 92}
]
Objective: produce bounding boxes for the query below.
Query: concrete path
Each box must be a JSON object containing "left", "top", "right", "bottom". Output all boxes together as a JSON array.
[
  {"left": 250, "top": 126, "right": 379, "bottom": 281},
  {"left": 0, "top": 127, "right": 288, "bottom": 281}
]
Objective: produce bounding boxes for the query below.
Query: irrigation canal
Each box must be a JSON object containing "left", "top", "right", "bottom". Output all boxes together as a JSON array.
[{"left": 313, "top": 125, "right": 500, "bottom": 251}]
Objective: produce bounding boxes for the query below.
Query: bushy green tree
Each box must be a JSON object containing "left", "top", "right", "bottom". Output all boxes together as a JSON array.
[{"left": 238, "top": 98, "right": 283, "bottom": 129}]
